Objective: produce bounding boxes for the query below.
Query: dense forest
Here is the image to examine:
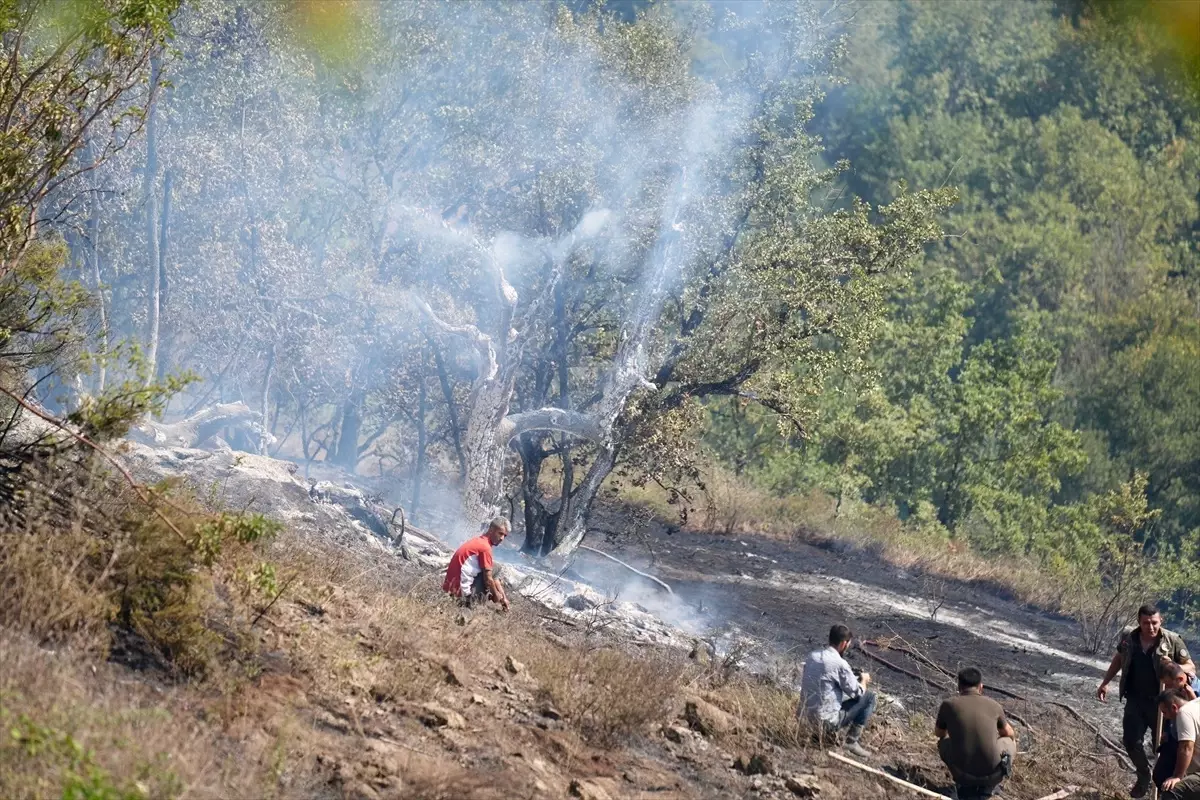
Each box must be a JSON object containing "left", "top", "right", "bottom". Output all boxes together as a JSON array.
[
  {"left": 708, "top": 1, "right": 1200, "bottom": 619},
  {"left": 0, "top": 0, "right": 1196, "bottom": 622}
]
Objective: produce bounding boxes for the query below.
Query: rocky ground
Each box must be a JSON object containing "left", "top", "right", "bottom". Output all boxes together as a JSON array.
[{"left": 103, "top": 438, "right": 1132, "bottom": 799}]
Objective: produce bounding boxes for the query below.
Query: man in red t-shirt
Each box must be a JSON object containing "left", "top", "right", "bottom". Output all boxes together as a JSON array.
[{"left": 443, "top": 517, "right": 510, "bottom": 611}]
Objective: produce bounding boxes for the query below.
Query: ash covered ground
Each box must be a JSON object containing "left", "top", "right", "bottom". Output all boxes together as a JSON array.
[{"left": 122, "top": 437, "right": 1132, "bottom": 796}]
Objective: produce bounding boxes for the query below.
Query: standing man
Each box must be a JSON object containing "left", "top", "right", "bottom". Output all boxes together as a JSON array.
[
  {"left": 935, "top": 667, "right": 1016, "bottom": 800},
  {"left": 1155, "top": 689, "right": 1200, "bottom": 799},
  {"left": 799, "top": 624, "right": 877, "bottom": 758},
  {"left": 443, "top": 517, "right": 510, "bottom": 611},
  {"left": 1097, "top": 603, "right": 1196, "bottom": 797}
]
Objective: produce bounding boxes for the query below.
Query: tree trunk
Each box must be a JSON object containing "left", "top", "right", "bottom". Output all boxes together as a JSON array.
[
  {"left": 518, "top": 436, "right": 557, "bottom": 556},
  {"left": 143, "top": 53, "right": 161, "bottom": 385},
  {"left": 259, "top": 343, "right": 275, "bottom": 435},
  {"left": 332, "top": 389, "right": 364, "bottom": 472},
  {"left": 429, "top": 334, "right": 467, "bottom": 481},
  {"left": 154, "top": 169, "right": 173, "bottom": 383},
  {"left": 412, "top": 355, "right": 428, "bottom": 523},
  {"left": 88, "top": 179, "right": 107, "bottom": 395}
]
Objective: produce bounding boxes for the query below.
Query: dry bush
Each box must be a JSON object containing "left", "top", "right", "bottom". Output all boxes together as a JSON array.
[
  {"left": 526, "top": 643, "right": 685, "bottom": 743},
  {"left": 710, "top": 679, "right": 806, "bottom": 749},
  {"left": 0, "top": 460, "right": 282, "bottom": 677}
]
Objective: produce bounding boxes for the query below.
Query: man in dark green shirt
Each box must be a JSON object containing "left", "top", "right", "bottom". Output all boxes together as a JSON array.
[
  {"left": 1098, "top": 604, "right": 1196, "bottom": 798},
  {"left": 935, "top": 667, "right": 1016, "bottom": 800}
]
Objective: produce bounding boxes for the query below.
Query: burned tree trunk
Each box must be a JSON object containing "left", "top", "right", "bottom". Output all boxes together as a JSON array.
[{"left": 332, "top": 389, "right": 364, "bottom": 472}]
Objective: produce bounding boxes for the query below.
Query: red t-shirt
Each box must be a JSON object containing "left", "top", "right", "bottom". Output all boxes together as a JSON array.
[{"left": 442, "top": 535, "right": 494, "bottom": 596}]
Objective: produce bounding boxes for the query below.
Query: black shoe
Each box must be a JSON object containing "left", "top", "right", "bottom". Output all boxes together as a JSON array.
[{"left": 1131, "top": 776, "right": 1150, "bottom": 798}]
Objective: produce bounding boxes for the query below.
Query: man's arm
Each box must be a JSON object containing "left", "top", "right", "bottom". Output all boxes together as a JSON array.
[
  {"left": 1097, "top": 650, "right": 1123, "bottom": 701},
  {"left": 1175, "top": 640, "right": 1196, "bottom": 677},
  {"left": 481, "top": 569, "right": 509, "bottom": 611},
  {"left": 1164, "top": 740, "right": 1195, "bottom": 792},
  {"left": 998, "top": 718, "right": 1016, "bottom": 740},
  {"left": 838, "top": 660, "right": 864, "bottom": 699},
  {"left": 934, "top": 701, "right": 948, "bottom": 739}
]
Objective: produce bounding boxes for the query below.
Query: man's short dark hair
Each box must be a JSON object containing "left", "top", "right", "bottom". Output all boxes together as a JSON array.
[
  {"left": 1158, "top": 687, "right": 1189, "bottom": 707},
  {"left": 958, "top": 667, "right": 983, "bottom": 690},
  {"left": 1138, "top": 603, "right": 1161, "bottom": 619},
  {"left": 829, "top": 624, "right": 853, "bottom": 647}
]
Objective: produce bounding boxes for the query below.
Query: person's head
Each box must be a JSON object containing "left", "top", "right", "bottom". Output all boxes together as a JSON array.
[
  {"left": 1158, "top": 687, "right": 1191, "bottom": 719},
  {"left": 957, "top": 666, "right": 984, "bottom": 695},
  {"left": 485, "top": 516, "right": 510, "bottom": 546},
  {"left": 1163, "top": 660, "right": 1189, "bottom": 690},
  {"left": 829, "top": 624, "right": 853, "bottom": 654},
  {"left": 1138, "top": 603, "right": 1163, "bottom": 640}
]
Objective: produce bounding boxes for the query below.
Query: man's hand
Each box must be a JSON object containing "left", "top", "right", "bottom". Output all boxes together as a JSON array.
[
  {"left": 1164, "top": 777, "right": 1180, "bottom": 792},
  {"left": 1097, "top": 682, "right": 1109, "bottom": 702},
  {"left": 860, "top": 671, "right": 871, "bottom": 689}
]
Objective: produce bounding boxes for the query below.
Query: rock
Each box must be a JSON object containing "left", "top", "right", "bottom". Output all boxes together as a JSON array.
[
  {"left": 569, "top": 779, "right": 612, "bottom": 800},
  {"left": 750, "top": 777, "right": 764, "bottom": 791},
  {"left": 565, "top": 593, "right": 597, "bottom": 611},
  {"left": 784, "top": 774, "right": 824, "bottom": 797},
  {"left": 343, "top": 781, "right": 381, "bottom": 800},
  {"left": 683, "top": 697, "right": 732, "bottom": 738},
  {"left": 734, "top": 753, "right": 774, "bottom": 776},
  {"left": 689, "top": 639, "right": 713, "bottom": 665},
  {"left": 470, "top": 694, "right": 488, "bottom": 705},
  {"left": 662, "top": 725, "right": 690, "bottom": 744},
  {"left": 417, "top": 702, "right": 465, "bottom": 730},
  {"left": 539, "top": 705, "right": 563, "bottom": 721},
  {"left": 438, "top": 657, "right": 466, "bottom": 687},
  {"left": 505, "top": 655, "right": 525, "bottom": 675}
]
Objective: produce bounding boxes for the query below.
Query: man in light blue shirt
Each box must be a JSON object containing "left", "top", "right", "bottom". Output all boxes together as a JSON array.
[{"left": 799, "top": 624, "right": 877, "bottom": 757}]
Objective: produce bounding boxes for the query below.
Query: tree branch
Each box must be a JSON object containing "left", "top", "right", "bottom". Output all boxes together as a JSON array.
[{"left": 499, "top": 407, "right": 605, "bottom": 445}]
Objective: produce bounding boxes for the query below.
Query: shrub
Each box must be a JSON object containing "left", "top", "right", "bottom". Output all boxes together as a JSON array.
[{"left": 527, "top": 644, "right": 684, "bottom": 743}]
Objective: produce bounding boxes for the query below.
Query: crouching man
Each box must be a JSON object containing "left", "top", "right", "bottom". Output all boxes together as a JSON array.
[
  {"left": 935, "top": 667, "right": 1016, "bottom": 800},
  {"left": 442, "top": 517, "right": 510, "bottom": 611},
  {"left": 1156, "top": 662, "right": 1200, "bottom": 792},
  {"left": 1157, "top": 688, "right": 1200, "bottom": 799},
  {"left": 799, "top": 624, "right": 877, "bottom": 757}
]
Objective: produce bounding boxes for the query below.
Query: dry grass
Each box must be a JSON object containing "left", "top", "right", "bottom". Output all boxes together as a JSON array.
[
  {"left": 525, "top": 642, "right": 688, "bottom": 744},
  {"left": 0, "top": 631, "right": 274, "bottom": 800}
]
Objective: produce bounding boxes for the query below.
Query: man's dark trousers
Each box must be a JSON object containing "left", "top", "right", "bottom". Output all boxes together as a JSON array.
[{"left": 1125, "top": 696, "right": 1159, "bottom": 782}]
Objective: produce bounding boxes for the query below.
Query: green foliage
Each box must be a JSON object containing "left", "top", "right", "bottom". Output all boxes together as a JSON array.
[
  {"left": 707, "top": 0, "right": 1200, "bottom": 613},
  {"left": 0, "top": 705, "right": 172, "bottom": 800}
]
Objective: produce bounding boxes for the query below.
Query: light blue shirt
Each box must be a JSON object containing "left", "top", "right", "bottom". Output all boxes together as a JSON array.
[{"left": 800, "top": 646, "right": 864, "bottom": 725}]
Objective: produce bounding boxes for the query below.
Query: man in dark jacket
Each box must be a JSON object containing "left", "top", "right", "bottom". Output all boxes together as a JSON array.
[{"left": 1097, "top": 604, "right": 1196, "bottom": 797}]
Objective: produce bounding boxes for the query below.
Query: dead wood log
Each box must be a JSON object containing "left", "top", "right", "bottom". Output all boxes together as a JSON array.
[
  {"left": 827, "top": 751, "right": 946, "bottom": 798},
  {"left": 578, "top": 544, "right": 672, "bottom": 594},
  {"left": 130, "top": 401, "right": 272, "bottom": 452}
]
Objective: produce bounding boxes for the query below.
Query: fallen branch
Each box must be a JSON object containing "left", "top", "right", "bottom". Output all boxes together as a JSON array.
[
  {"left": 858, "top": 642, "right": 950, "bottom": 692},
  {"left": 1034, "top": 789, "right": 1079, "bottom": 800},
  {"left": 579, "top": 544, "right": 672, "bottom": 594},
  {"left": 1048, "top": 701, "right": 1134, "bottom": 772},
  {"left": 827, "top": 751, "right": 946, "bottom": 799},
  {"left": 865, "top": 637, "right": 1131, "bottom": 770}
]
